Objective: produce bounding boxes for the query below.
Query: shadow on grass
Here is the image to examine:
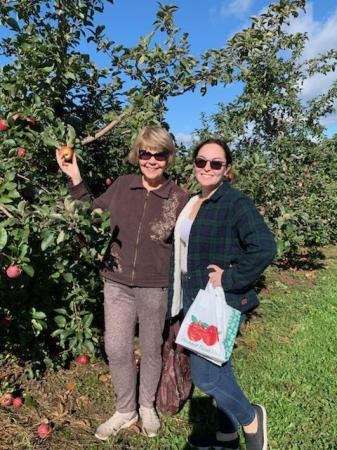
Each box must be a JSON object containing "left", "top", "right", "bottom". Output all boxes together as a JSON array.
[{"left": 181, "top": 395, "right": 218, "bottom": 450}]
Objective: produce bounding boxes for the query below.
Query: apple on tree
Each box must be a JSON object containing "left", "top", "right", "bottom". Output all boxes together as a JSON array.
[
  {"left": 0, "top": 119, "right": 9, "bottom": 132},
  {"left": 17, "top": 147, "right": 26, "bottom": 158},
  {"left": 6, "top": 264, "right": 22, "bottom": 279}
]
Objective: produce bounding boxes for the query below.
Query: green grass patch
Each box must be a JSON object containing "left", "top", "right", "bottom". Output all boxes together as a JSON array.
[{"left": 1, "top": 248, "right": 337, "bottom": 449}]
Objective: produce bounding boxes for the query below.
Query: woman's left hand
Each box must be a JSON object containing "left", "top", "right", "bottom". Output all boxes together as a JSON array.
[{"left": 207, "top": 264, "right": 224, "bottom": 287}]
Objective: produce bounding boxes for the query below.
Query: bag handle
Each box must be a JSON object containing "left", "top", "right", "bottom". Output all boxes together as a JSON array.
[{"left": 167, "top": 318, "right": 185, "bottom": 353}]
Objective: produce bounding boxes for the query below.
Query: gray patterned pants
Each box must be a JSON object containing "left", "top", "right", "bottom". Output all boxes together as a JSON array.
[{"left": 103, "top": 279, "right": 168, "bottom": 413}]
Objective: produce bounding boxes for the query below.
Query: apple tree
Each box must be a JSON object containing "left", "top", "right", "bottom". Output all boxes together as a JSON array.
[
  {"left": 193, "top": 0, "right": 337, "bottom": 261},
  {"left": 0, "top": 1, "right": 235, "bottom": 374}
]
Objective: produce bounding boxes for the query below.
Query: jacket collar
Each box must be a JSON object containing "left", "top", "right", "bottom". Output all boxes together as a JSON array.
[
  {"left": 203, "top": 181, "right": 231, "bottom": 203},
  {"left": 129, "top": 174, "right": 172, "bottom": 199}
]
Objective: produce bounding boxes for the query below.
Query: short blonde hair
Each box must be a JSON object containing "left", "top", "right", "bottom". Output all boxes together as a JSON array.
[{"left": 128, "top": 126, "right": 176, "bottom": 168}]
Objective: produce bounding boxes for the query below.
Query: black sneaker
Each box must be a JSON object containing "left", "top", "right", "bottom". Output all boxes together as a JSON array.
[
  {"left": 188, "top": 431, "right": 240, "bottom": 450},
  {"left": 244, "top": 404, "right": 267, "bottom": 450}
]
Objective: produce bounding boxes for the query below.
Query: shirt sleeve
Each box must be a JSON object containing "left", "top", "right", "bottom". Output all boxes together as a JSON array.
[
  {"left": 67, "top": 177, "right": 120, "bottom": 211},
  {"left": 221, "top": 196, "right": 277, "bottom": 293}
]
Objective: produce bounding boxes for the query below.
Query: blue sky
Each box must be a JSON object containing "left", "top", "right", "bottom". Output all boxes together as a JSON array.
[
  {"left": 99, "top": 0, "right": 337, "bottom": 143},
  {"left": 1, "top": 1, "right": 337, "bottom": 142}
]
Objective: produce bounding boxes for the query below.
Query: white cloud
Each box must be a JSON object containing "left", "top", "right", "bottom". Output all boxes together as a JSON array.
[
  {"left": 288, "top": 3, "right": 337, "bottom": 61},
  {"left": 212, "top": 0, "right": 254, "bottom": 19},
  {"left": 175, "top": 132, "right": 194, "bottom": 147},
  {"left": 287, "top": 2, "right": 337, "bottom": 130}
]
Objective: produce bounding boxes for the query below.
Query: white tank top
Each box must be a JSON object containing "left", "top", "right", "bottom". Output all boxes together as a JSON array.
[{"left": 180, "top": 216, "right": 193, "bottom": 273}]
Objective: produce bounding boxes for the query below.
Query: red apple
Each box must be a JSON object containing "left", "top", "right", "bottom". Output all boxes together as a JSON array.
[
  {"left": 298, "top": 181, "right": 304, "bottom": 188},
  {"left": 37, "top": 423, "right": 51, "bottom": 439},
  {"left": 0, "top": 119, "right": 9, "bottom": 132},
  {"left": 311, "top": 161, "right": 317, "bottom": 168},
  {"left": 6, "top": 264, "right": 22, "bottom": 279},
  {"left": 258, "top": 206, "right": 266, "bottom": 216},
  {"left": 303, "top": 167, "right": 309, "bottom": 174},
  {"left": 202, "top": 325, "right": 219, "bottom": 346},
  {"left": 75, "top": 354, "right": 89, "bottom": 365},
  {"left": 105, "top": 178, "right": 113, "bottom": 186},
  {"left": 17, "top": 147, "right": 26, "bottom": 158},
  {"left": 1, "top": 393, "right": 13, "bottom": 407},
  {"left": 12, "top": 397, "right": 24, "bottom": 409},
  {"left": 0, "top": 316, "right": 11, "bottom": 328},
  {"left": 58, "top": 146, "right": 74, "bottom": 162}
]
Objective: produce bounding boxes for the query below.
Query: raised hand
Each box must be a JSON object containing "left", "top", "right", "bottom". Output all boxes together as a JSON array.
[{"left": 56, "top": 149, "right": 82, "bottom": 186}]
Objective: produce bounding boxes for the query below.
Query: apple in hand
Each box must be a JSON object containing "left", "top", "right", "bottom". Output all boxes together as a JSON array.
[
  {"left": 0, "top": 119, "right": 9, "bottom": 132},
  {"left": 6, "top": 264, "right": 22, "bottom": 279},
  {"left": 75, "top": 354, "right": 90, "bottom": 365},
  {"left": 58, "top": 146, "right": 74, "bottom": 162}
]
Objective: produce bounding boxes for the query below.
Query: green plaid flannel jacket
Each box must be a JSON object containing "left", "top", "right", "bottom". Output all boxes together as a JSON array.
[{"left": 167, "top": 181, "right": 277, "bottom": 316}]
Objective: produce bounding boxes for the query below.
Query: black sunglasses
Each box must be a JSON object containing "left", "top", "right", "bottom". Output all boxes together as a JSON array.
[
  {"left": 194, "top": 158, "right": 226, "bottom": 171},
  {"left": 139, "top": 149, "right": 169, "bottom": 162}
]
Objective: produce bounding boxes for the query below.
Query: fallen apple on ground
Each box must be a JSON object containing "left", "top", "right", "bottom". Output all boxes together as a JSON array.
[
  {"left": 75, "top": 354, "right": 90, "bottom": 365},
  {"left": 1, "top": 393, "right": 13, "bottom": 407},
  {"left": 37, "top": 423, "right": 51, "bottom": 439},
  {"left": 12, "top": 397, "right": 24, "bottom": 409}
]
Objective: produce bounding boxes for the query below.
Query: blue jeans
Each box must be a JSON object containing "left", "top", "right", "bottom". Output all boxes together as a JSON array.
[{"left": 182, "top": 274, "right": 255, "bottom": 432}]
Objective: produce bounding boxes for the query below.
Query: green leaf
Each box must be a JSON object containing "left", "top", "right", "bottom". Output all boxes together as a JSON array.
[
  {"left": 64, "top": 71, "right": 76, "bottom": 80},
  {"left": 63, "top": 272, "right": 73, "bottom": 283},
  {"left": 41, "top": 233, "right": 55, "bottom": 251},
  {"left": 56, "top": 230, "right": 65, "bottom": 244},
  {"left": 32, "top": 310, "right": 47, "bottom": 320},
  {"left": 0, "top": 228, "right": 8, "bottom": 250},
  {"left": 66, "top": 125, "right": 76, "bottom": 147},
  {"left": 54, "top": 315, "right": 67, "bottom": 327},
  {"left": 54, "top": 308, "right": 68, "bottom": 315},
  {"left": 7, "top": 18, "right": 20, "bottom": 32},
  {"left": 22, "top": 264, "right": 35, "bottom": 277}
]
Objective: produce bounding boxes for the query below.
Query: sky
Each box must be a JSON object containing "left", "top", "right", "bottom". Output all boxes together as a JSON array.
[
  {"left": 98, "top": 0, "right": 337, "bottom": 144},
  {"left": 1, "top": 1, "right": 337, "bottom": 144}
]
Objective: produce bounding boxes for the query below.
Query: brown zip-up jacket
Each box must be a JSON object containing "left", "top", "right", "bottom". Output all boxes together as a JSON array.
[{"left": 68, "top": 174, "right": 188, "bottom": 287}]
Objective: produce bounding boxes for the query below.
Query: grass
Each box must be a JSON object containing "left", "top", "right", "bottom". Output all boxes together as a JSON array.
[{"left": 1, "top": 247, "right": 337, "bottom": 449}]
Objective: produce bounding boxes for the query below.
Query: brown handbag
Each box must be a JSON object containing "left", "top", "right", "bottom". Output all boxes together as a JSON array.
[{"left": 156, "top": 319, "right": 192, "bottom": 416}]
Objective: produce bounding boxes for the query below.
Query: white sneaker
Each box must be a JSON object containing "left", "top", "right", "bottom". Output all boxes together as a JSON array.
[
  {"left": 139, "top": 405, "right": 160, "bottom": 437},
  {"left": 95, "top": 410, "right": 138, "bottom": 441}
]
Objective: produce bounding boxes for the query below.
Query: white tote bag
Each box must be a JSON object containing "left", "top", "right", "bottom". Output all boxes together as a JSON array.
[{"left": 175, "top": 282, "right": 241, "bottom": 366}]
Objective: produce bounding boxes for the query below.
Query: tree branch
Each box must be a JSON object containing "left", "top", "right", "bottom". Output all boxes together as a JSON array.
[
  {"left": 81, "top": 110, "right": 130, "bottom": 145},
  {"left": 0, "top": 206, "right": 14, "bottom": 218},
  {"left": 16, "top": 174, "right": 51, "bottom": 194}
]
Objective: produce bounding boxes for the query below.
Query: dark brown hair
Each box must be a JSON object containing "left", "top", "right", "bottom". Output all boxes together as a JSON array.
[{"left": 193, "top": 138, "right": 234, "bottom": 182}]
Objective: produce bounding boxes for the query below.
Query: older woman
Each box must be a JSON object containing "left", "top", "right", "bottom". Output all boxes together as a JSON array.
[
  {"left": 168, "top": 138, "right": 276, "bottom": 450},
  {"left": 56, "top": 126, "right": 187, "bottom": 440}
]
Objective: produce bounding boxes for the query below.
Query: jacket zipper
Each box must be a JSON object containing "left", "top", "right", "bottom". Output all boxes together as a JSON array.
[{"left": 131, "top": 191, "right": 150, "bottom": 285}]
